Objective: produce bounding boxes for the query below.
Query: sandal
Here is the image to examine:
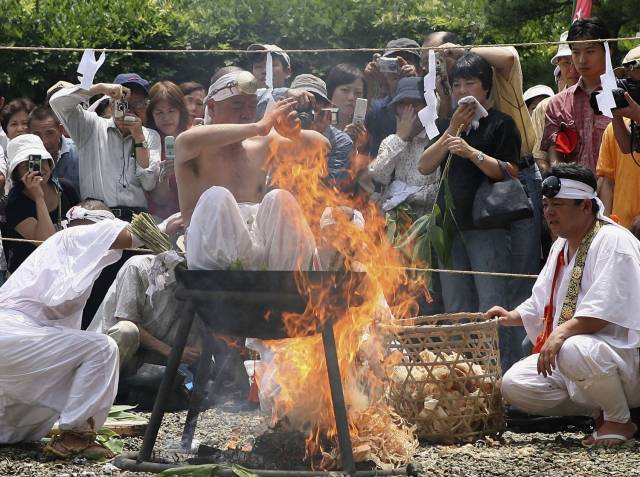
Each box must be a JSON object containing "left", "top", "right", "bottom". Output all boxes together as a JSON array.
[{"left": 44, "top": 430, "right": 115, "bottom": 460}]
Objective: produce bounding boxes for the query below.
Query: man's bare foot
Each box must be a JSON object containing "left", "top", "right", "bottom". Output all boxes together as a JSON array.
[
  {"left": 44, "top": 430, "right": 115, "bottom": 459},
  {"left": 582, "top": 419, "right": 637, "bottom": 448}
]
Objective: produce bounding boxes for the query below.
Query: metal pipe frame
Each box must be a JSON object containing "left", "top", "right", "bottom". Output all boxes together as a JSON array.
[{"left": 321, "top": 320, "right": 355, "bottom": 473}]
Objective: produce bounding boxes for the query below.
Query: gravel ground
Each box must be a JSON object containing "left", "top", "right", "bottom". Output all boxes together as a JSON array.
[{"left": 2, "top": 407, "right": 640, "bottom": 477}]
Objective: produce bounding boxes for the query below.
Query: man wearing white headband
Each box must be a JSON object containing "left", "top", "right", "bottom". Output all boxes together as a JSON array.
[
  {"left": 0, "top": 199, "right": 141, "bottom": 458},
  {"left": 488, "top": 163, "right": 640, "bottom": 447},
  {"left": 175, "top": 68, "right": 329, "bottom": 272}
]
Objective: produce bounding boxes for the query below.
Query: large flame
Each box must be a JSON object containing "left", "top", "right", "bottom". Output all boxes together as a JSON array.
[{"left": 255, "top": 132, "right": 419, "bottom": 469}]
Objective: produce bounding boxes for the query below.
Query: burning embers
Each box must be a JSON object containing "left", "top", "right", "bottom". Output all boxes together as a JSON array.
[{"left": 243, "top": 137, "right": 422, "bottom": 469}]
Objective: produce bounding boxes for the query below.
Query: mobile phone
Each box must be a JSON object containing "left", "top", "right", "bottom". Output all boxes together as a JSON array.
[
  {"left": 353, "top": 98, "right": 367, "bottom": 125},
  {"left": 114, "top": 99, "right": 128, "bottom": 119},
  {"left": 377, "top": 57, "right": 399, "bottom": 73},
  {"left": 164, "top": 136, "right": 176, "bottom": 161},
  {"left": 28, "top": 154, "right": 42, "bottom": 175}
]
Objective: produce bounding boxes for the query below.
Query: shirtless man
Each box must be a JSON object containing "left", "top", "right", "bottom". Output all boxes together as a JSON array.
[{"left": 175, "top": 70, "right": 329, "bottom": 270}]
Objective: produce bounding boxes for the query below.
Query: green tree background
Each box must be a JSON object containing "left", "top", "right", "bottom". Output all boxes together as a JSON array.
[{"left": 0, "top": 0, "right": 638, "bottom": 100}]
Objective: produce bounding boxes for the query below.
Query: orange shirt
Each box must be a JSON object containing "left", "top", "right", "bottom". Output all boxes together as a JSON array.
[{"left": 596, "top": 121, "right": 640, "bottom": 228}]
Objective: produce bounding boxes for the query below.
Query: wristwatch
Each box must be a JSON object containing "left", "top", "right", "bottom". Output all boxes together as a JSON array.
[
  {"left": 475, "top": 152, "right": 485, "bottom": 163},
  {"left": 134, "top": 140, "right": 149, "bottom": 149}
]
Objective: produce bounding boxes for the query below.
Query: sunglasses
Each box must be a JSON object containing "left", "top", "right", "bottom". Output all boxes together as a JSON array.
[
  {"left": 541, "top": 175, "right": 561, "bottom": 198},
  {"left": 623, "top": 60, "right": 640, "bottom": 73}
]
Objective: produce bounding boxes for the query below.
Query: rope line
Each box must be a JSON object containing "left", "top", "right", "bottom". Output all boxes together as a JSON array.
[
  {"left": 0, "top": 236, "right": 538, "bottom": 279},
  {"left": 0, "top": 36, "right": 638, "bottom": 55}
]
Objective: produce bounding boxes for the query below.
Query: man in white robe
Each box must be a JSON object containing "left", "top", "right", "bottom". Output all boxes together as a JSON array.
[
  {"left": 0, "top": 201, "right": 138, "bottom": 457},
  {"left": 488, "top": 163, "right": 640, "bottom": 447}
]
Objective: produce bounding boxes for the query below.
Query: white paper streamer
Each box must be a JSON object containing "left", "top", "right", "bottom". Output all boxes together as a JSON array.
[
  {"left": 418, "top": 50, "right": 440, "bottom": 140},
  {"left": 264, "top": 51, "right": 276, "bottom": 113},
  {"left": 595, "top": 41, "right": 617, "bottom": 119},
  {"left": 77, "top": 48, "right": 106, "bottom": 91}
]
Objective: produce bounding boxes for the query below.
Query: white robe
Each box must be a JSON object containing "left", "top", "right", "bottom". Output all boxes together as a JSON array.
[
  {"left": 185, "top": 186, "right": 316, "bottom": 271},
  {"left": 504, "top": 222, "right": 640, "bottom": 422},
  {"left": 0, "top": 220, "right": 127, "bottom": 443},
  {"left": 516, "top": 222, "right": 640, "bottom": 349}
]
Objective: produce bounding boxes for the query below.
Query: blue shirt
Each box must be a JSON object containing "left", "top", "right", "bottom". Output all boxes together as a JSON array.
[
  {"left": 53, "top": 136, "right": 80, "bottom": 196},
  {"left": 324, "top": 126, "right": 353, "bottom": 189}
]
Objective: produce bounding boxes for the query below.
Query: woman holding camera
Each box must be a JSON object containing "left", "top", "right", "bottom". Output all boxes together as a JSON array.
[
  {"left": 145, "top": 81, "right": 190, "bottom": 220},
  {"left": 419, "top": 53, "right": 523, "bottom": 369},
  {"left": 4, "top": 134, "right": 79, "bottom": 272}
]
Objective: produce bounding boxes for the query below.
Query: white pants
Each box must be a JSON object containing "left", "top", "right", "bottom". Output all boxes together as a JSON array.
[
  {"left": 502, "top": 334, "right": 640, "bottom": 423},
  {"left": 0, "top": 314, "right": 119, "bottom": 443},
  {"left": 186, "top": 186, "right": 316, "bottom": 270}
]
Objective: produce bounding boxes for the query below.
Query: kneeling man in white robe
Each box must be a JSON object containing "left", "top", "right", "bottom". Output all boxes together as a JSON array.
[
  {"left": 487, "top": 163, "right": 640, "bottom": 447},
  {"left": 0, "top": 201, "right": 139, "bottom": 458}
]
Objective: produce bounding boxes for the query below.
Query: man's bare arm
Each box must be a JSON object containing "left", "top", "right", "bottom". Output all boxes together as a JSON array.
[
  {"left": 470, "top": 46, "right": 515, "bottom": 78},
  {"left": 175, "top": 97, "right": 299, "bottom": 166},
  {"left": 597, "top": 176, "right": 614, "bottom": 216}
]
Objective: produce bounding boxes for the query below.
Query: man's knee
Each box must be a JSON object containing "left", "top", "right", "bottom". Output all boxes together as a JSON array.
[
  {"left": 501, "top": 365, "right": 526, "bottom": 406},
  {"left": 557, "top": 335, "right": 615, "bottom": 381},
  {"left": 200, "top": 186, "right": 236, "bottom": 208},
  {"left": 106, "top": 321, "right": 140, "bottom": 364}
]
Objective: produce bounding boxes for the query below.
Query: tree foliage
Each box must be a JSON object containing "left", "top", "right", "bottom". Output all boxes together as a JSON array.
[{"left": 0, "top": 0, "right": 638, "bottom": 100}]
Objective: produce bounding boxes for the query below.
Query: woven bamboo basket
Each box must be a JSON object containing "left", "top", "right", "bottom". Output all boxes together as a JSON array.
[{"left": 386, "top": 313, "right": 504, "bottom": 443}]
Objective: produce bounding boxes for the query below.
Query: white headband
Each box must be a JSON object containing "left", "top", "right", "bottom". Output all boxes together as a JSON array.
[
  {"left": 66, "top": 206, "right": 115, "bottom": 223},
  {"left": 555, "top": 178, "right": 597, "bottom": 200},
  {"left": 320, "top": 207, "right": 365, "bottom": 231}
]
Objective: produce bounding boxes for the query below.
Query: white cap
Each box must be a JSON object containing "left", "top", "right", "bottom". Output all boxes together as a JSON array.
[
  {"left": 247, "top": 43, "right": 291, "bottom": 68},
  {"left": 550, "top": 31, "right": 571, "bottom": 65},
  {"left": 7, "top": 134, "right": 53, "bottom": 178},
  {"left": 524, "top": 85, "right": 555, "bottom": 103}
]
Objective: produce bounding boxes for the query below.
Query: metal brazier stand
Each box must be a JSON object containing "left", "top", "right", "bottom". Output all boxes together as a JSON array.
[{"left": 115, "top": 269, "right": 419, "bottom": 476}]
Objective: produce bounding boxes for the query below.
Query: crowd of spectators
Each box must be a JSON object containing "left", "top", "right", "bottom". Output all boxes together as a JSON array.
[{"left": 0, "top": 18, "right": 639, "bottom": 377}]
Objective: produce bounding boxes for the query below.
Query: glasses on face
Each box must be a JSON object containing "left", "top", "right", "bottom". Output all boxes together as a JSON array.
[{"left": 541, "top": 175, "right": 561, "bottom": 198}]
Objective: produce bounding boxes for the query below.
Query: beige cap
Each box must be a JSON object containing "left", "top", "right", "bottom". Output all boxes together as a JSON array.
[{"left": 615, "top": 46, "right": 640, "bottom": 78}]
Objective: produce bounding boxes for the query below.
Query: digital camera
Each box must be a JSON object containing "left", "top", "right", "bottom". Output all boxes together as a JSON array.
[
  {"left": 377, "top": 57, "right": 399, "bottom": 74},
  {"left": 28, "top": 154, "right": 42, "bottom": 175},
  {"left": 114, "top": 99, "right": 129, "bottom": 119}
]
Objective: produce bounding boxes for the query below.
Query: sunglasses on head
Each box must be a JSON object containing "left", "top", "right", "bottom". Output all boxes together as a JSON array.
[{"left": 541, "top": 175, "right": 561, "bottom": 198}]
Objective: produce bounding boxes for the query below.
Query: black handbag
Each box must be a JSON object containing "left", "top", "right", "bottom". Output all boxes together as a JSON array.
[{"left": 472, "top": 160, "right": 533, "bottom": 229}]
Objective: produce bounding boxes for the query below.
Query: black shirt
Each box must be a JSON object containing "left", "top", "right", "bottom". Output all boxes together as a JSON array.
[
  {"left": 434, "top": 108, "right": 521, "bottom": 230},
  {"left": 5, "top": 178, "right": 79, "bottom": 272}
]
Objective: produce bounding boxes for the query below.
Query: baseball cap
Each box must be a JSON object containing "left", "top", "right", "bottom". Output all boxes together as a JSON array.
[
  {"left": 389, "top": 77, "right": 425, "bottom": 107},
  {"left": 383, "top": 38, "right": 421, "bottom": 62},
  {"left": 7, "top": 134, "right": 53, "bottom": 178},
  {"left": 113, "top": 73, "right": 150, "bottom": 95},
  {"left": 550, "top": 32, "right": 571, "bottom": 65},
  {"left": 523, "top": 85, "right": 555, "bottom": 103},
  {"left": 247, "top": 44, "right": 291, "bottom": 68},
  {"left": 290, "top": 74, "right": 331, "bottom": 103},
  {"left": 614, "top": 46, "right": 640, "bottom": 78}
]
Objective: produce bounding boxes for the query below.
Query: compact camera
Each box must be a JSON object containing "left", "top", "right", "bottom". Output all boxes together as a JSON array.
[
  {"left": 377, "top": 57, "right": 399, "bottom": 74},
  {"left": 114, "top": 99, "right": 129, "bottom": 119},
  {"left": 28, "top": 154, "right": 42, "bottom": 175}
]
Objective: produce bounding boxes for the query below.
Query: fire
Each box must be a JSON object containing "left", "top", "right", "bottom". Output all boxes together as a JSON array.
[{"left": 255, "top": 133, "right": 419, "bottom": 469}]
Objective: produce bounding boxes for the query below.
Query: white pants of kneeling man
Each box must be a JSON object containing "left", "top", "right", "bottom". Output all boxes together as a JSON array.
[
  {"left": 502, "top": 334, "right": 640, "bottom": 423},
  {"left": 186, "top": 186, "right": 316, "bottom": 270},
  {"left": 0, "top": 311, "right": 119, "bottom": 443}
]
